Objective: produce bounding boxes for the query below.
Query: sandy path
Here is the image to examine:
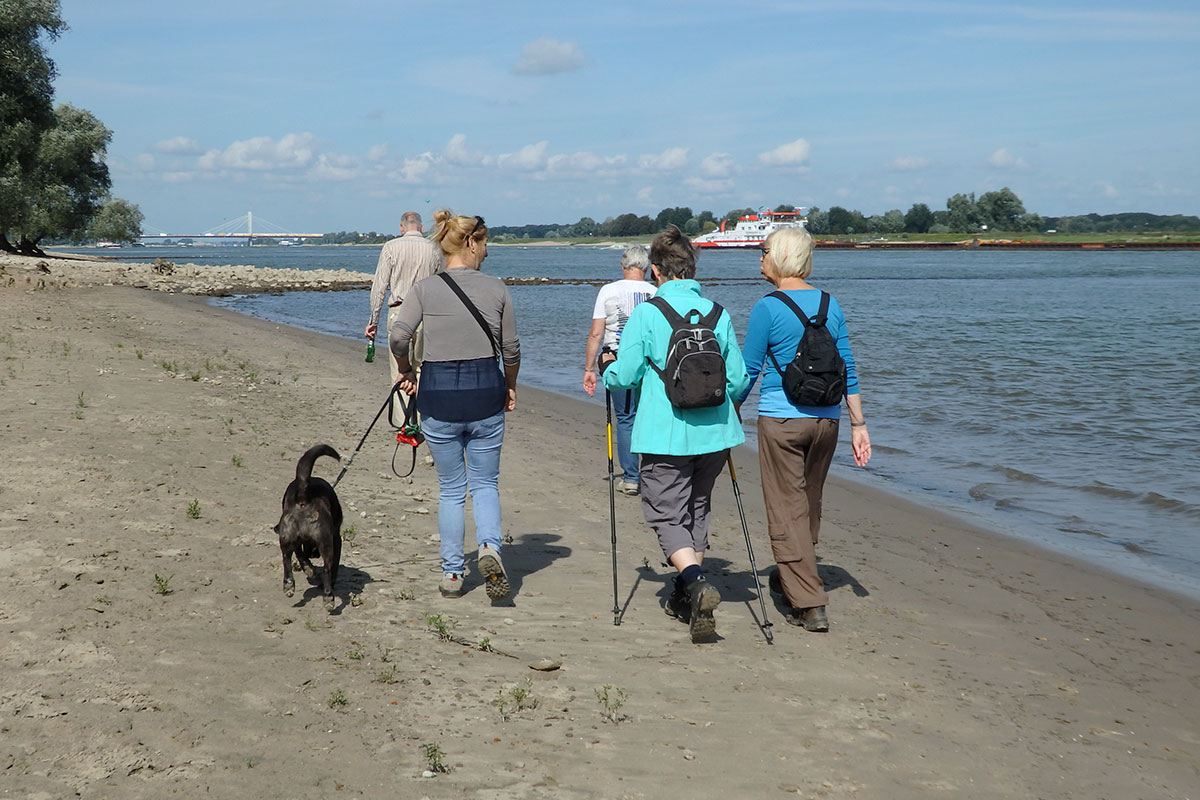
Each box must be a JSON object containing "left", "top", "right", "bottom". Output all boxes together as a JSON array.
[{"left": 1, "top": 279, "right": 1197, "bottom": 799}]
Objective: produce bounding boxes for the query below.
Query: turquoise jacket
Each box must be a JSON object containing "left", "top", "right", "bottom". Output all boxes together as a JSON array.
[{"left": 602, "top": 279, "right": 749, "bottom": 456}]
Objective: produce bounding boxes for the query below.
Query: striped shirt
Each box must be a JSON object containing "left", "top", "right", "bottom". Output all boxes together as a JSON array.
[{"left": 367, "top": 230, "right": 443, "bottom": 327}]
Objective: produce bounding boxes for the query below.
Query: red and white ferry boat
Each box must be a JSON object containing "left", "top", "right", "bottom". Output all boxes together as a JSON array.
[{"left": 691, "top": 208, "right": 807, "bottom": 249}]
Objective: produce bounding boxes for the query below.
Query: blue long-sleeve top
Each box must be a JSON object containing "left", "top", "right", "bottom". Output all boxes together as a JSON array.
[
  {"left": 602, "top": 279, "right": 749, "bottom": 455},
  {"left": 737, "top": 288, "right": 860, "bottom": 419}
]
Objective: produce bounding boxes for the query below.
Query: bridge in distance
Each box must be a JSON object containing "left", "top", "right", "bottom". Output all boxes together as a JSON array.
[{"left": 140, "top": 211, "right": 321, "bottom": 241}]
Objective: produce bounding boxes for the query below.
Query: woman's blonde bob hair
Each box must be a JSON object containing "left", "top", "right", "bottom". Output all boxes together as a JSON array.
[
  {"left": 431, "top": 209, "right": 488, "bottom": 258},
  {"left": 765, "top": 226, "right": 814, "bottom": 280}
]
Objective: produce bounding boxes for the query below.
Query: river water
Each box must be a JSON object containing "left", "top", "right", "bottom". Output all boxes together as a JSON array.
[{"left": 69, "top": 243, "right": 1200, "bottom": 600}]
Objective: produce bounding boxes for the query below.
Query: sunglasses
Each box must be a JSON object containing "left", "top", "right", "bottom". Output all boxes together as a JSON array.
[
  {"left": 760, "top": 246, "right": 770, "bottom": 255},
  {"left": 469, "top": 215, "right": 485, "bottom": 237}
]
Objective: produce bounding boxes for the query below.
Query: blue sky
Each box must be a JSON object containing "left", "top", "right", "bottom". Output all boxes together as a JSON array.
[{"left": 49, "top": 0, "right": 1200, "bottom": 234}]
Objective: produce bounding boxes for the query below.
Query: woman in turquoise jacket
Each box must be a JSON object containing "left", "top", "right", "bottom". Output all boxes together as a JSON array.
[{"left": 602, "top": 226, "right": 749, "bottom": 642}]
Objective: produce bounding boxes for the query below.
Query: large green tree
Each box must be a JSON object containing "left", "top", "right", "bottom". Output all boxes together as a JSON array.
[
  {"left": 17, "top": 103, "right": 112, "bottom": 253},
  {"left": 87, "top": 196, "right": 143, "bottom": 243},
  {"left": 0, "top": 0, "right": 66, "bottom": 251},
  {"left": 977, "top": 187, "right": 1026, "bottom": 231},
  {"left": 904, "top": 203, "right": 934, "bottom": 233}
]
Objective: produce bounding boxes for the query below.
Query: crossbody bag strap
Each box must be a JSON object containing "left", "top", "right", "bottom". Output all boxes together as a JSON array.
[{"left": 438, "top": 272, "right": 500, "bottom": 359}]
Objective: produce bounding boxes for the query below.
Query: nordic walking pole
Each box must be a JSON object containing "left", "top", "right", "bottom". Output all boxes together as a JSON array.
[
  {"left": 605, "top": 390, "right": 621, "bottom": 625},
  {"left": 727, "top": 453, "right": 774, "bottom": 644}
]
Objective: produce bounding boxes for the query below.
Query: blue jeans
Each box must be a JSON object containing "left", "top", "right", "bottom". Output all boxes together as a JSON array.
[
  {"left": 421, "top": 411, "right": 505, "bottom": 575},
  {"left": 612, "top": 388, "right": 640, "bottom": 483}
]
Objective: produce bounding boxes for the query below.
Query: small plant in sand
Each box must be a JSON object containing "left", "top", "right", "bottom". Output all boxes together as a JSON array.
[
  {"left": 476, "top": 637, "right": 494, "bottom": 652},
  {"left": 595, "top": 684, "right": 628, "bottom": 724},
  {"left": 374, "top": 664, "right": 399, "bottom": 684},
  {"left": 341, "top": 525, "right": 357, "bottom": 545},
  {"left": 376, "top": 643, "right": 396, "bottom": 663},
  {"left": 186, "top": 498, "right": 201, "bottom": 519},
  {"left": 327, "top": 689, "right": 348, "bottom": 709},
  {"left": 347, "top": 643, "right": 365, "bottom": 661},
  {"left": 115, "top": 342, "right": 124, "bottom": 350},
  {"left": 72, "top": 410, "right": 84, "bottom": 420},
  {"left": 189, "top": 370, "right": 201, "bottom": 381},
  {"left": 76, "top": 391, "right": 87, "bottom": 408},
  {"left": 153, "top": 574, "right": 174, "bottom": 596},
  {"left": 421, "top": 742, "right": 450, "bottom": 774},
  {"left": 395, "top": 587, "right": 415, "bottom": 601},
  {"left": 495, "top": 679, "right": 538, "bottom": 721},
  {"left": 231, "top": 454, "right": 244, "bottom": 468},
  {"left": 159, "top": 359, "right": 179, "bottom": 374},
  {"left": 424, "top": 613, "right": 459, "bottom": 641},
  {"left": 135, "top": 348, "right": 144, "bottom": 359},
  {"left": 60, "top": 341, "right": 70, "bottom": 357}
]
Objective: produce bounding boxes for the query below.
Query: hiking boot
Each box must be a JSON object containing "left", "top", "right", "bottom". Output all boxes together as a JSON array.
[
  {"left": 686, "top": 575, "right": 722, "bottom": 642},
  {"left": 664, "top": 579, "right": 691, "bottom": 624},
  {"left": 784, "top": 605, "right": 829, "bottom": 632},
  {"left": 439, "top": 572, "right": 463, "bottom": 597},
  {"left": 477, "top": 546, "right": 511, "bottom": 601},
  {"left": 617, "top": 479, "right": 640, "bottom": 496}
]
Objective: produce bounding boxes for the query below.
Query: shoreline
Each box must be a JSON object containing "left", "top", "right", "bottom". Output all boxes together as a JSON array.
[{"left": 2, "top": 278, "right": 1198, "bottom": 797}]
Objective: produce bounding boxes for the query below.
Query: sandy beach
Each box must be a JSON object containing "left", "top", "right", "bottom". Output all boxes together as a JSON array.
[{"left": 2, "top": 252, "right": 1198, "bottom": 799}]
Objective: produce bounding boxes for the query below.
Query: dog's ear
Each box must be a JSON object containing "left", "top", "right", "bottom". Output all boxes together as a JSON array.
[{"left": 273, "top": 523, "right": 280, "bottom": 533}]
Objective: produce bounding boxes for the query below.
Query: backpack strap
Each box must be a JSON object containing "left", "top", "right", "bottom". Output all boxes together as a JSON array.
[
  {"left": 438, "top": 272, "right": 500, "bottom": 359},
  {"left": 768, "top": 290, "right": 830, "bottom": 328}
]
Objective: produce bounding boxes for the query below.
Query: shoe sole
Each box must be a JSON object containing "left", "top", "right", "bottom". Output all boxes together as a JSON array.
[
  {"left": 477, "top": 552, "right": 511, "bottom": 601},
  {"left": 688, "top": 584, "right": 721, "bottom": 642},
  {"left": 439, "top": 586, "right": 462, "bottom": 598}
]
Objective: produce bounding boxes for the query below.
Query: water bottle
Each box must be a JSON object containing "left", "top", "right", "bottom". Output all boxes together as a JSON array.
[{"left": 365, "top": 338, "right": 375, "bottom": 363}]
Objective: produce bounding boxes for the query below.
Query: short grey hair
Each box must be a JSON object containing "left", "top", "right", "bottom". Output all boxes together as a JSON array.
[
  {"left": 620, "top": 245, "right": 649, "bottom": 272},
  {"left": 766, "top": 227, "right": 814, "bottom": 279},
  {"left": 400, "top": 211, "right": 422, "bottom": 230}
]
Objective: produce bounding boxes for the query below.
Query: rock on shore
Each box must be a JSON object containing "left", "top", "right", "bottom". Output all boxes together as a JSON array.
[{"left": 1, "top": 250, "right": 370, "bottom": 295}]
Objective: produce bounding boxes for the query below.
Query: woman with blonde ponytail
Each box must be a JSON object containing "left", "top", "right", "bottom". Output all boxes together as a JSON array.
[{"left": 390, "top": 210, "right": 521, "bottom": 601}]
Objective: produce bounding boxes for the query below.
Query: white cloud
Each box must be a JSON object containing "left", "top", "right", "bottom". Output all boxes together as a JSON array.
[
  {"left": 198, "top": 133, "right": 318, "bottom": 171},
  {"left": 498, "top": 141, "right": 549, "bottom": 171},
  {"left": 512, "top": 37, "right": 585, "bottom": 75},
  {"left": 700, "top": 152, "right": 734, "bottom": 177},
  {"left": 1096, "top": 181, "right": 1119, "bottom": 199},
  {"left": 367, "top": 143, "right": 390, "bottom": 163},
  {"left": 545, "top": 151, "right": 626, "bottom": 174},
  {"left": 758, "top": 138, "right": 811, "bottom": 167},
  {"left": 636, "top": 186, "right": 655, "bottom": 205},
  {"left": 444, "top": 134, "right": 490, "bottom": 166},
  {"left": 890, "top": 156, "right": 930, "bottom": 171},
  {"left": 153, "top": 136, "right": 204, "bottom": 155},
  {"left": 986, "top": 147, "right": 1030, "bottom": 170},
  {"left": 638, "top": 147, "right": 689, "bottom": 171},
  {"left": 309, "top": 153, "right": 361, "bottom": 182},
  {"left": 135, "top": 153, "right": 155, "bottom": 170},
  {"left": 389, "top": 153, "right": 436, "bottom": 185},
  {"left": 684, "top": 177, "right": 735, "bottom": 194}
]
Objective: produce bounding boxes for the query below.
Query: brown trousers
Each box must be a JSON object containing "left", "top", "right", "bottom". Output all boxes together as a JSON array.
[{"left": 757, "top": 416, "right": 839, "bottom": 609}]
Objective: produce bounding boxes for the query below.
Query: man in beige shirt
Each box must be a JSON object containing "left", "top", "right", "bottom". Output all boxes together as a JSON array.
[{"left": 364, "top": 211, "right": 443, "bottom": 385}]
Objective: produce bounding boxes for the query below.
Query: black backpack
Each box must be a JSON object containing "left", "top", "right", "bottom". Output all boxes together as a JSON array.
[
  {"left": 766, "top": 291, "right": 847, "bottom": 407},
  {"left": 645, "top": 297, "right": 727, "bottom": 409}
]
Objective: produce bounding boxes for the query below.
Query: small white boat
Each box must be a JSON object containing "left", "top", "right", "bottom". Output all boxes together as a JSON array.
[{"left": 692, "top": 209, "right": 807, "bottom": 249}]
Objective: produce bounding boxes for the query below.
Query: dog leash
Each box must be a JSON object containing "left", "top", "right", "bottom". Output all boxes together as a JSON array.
[{"left": 332, "top": 383, "right": 424, "bottom": 488}]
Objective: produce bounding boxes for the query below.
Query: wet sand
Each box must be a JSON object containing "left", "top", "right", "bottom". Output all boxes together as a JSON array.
[{"left": 2, "top": 254, "right": 1198, "bottom": 798}]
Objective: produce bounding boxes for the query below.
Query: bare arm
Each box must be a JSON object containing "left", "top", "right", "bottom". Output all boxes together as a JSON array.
[{"left": 582, "top": 317, "right": 605, "bottom": 396}]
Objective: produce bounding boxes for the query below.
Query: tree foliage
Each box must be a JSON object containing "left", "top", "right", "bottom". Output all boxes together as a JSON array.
[{"left": 88, "top": 196, "right": 143, "bottom": 243}]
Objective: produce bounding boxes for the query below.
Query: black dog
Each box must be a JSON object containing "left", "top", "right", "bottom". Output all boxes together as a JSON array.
[{"left": 274, "top": 444, "right": 343, "bottom": 610}]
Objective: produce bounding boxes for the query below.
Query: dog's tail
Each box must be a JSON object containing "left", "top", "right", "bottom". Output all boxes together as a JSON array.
[{"left": 295, "top": 444, "right": 341, "bottom": 487}]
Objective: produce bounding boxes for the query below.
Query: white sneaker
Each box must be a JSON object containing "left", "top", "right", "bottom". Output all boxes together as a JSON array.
[
  {"left": 617, "top": 479, "right": 640, "bottom": 496},
  {"left": 438, "top": 573, "right": 462, "bottom": 597}
]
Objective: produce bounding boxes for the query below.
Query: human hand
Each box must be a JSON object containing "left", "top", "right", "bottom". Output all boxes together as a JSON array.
[
  {"left": 583, "top": 370, "right": 597, "bottom": 396},
  {"left": 506, "top": 388, "right": 517, "bottom": 412},
  {"left": 397, "top": 371, "right": 417, "bottom": 395},
  {"left": 851, "top": 425, "right": 871, "bottom": 467},
  {"left": 598, "top": 352, "right": 616, "bottom": 375},
  {"left": 365, "top": 323, "right": 377, "bottom": 340}
]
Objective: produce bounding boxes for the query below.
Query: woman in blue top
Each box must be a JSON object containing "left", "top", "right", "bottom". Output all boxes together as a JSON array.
[
  {"left": 602, "top": 226, "right": 749, "bottom": 643},
  {"left": 738, "top": 226, "right": 871, "bottom": 632}
]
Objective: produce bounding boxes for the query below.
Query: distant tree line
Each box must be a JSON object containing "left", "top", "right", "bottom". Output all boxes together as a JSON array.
[
  {"left": 396, "top": 191, "right": 1197, "bottom": 242},
  {"left": 1, "top": 1, "right": 143, "bottom": 254},
  {"left": 314, "top": 231, "right": 392, "bottom": 245}
]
